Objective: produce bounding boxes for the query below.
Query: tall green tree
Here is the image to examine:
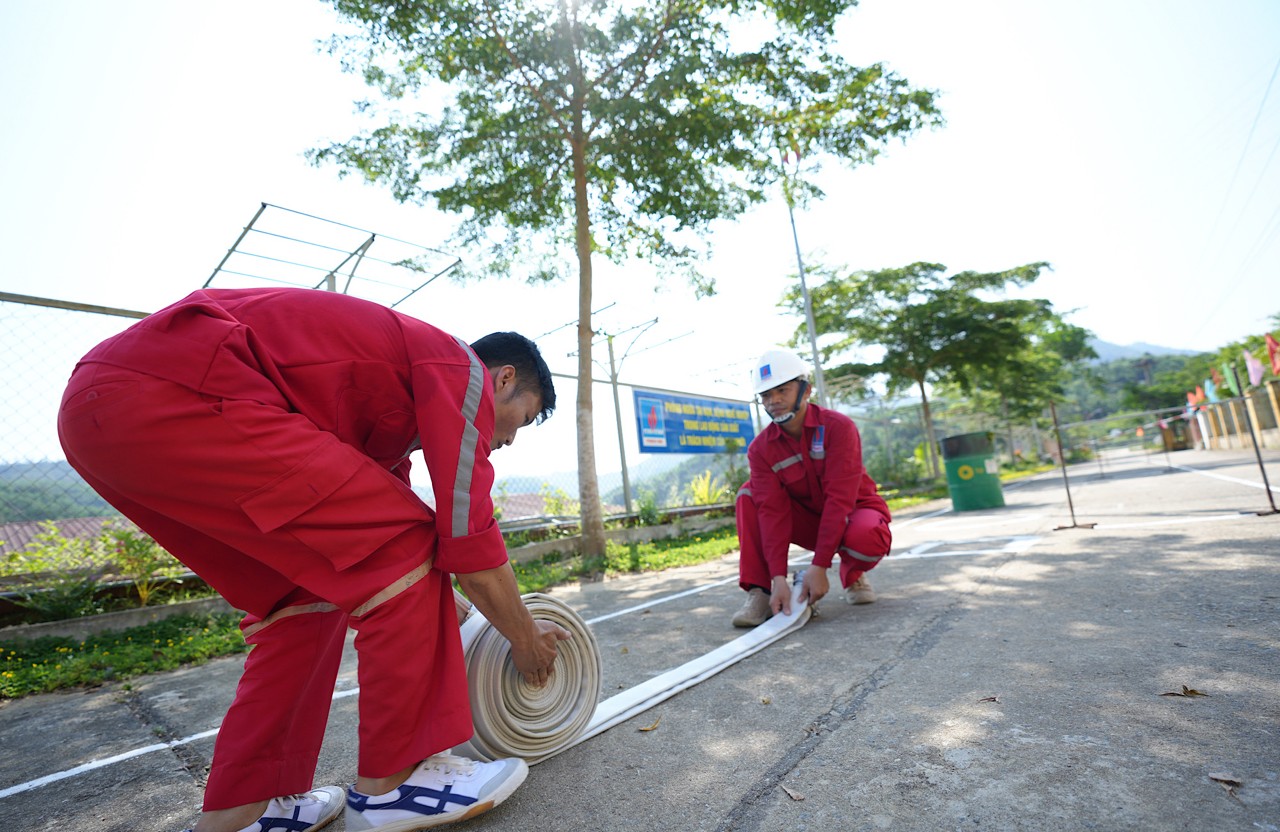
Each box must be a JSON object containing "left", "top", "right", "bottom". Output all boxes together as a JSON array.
[
  {"left": 963, "top": 317, "right": 1096, "bottom": 461},
  {"left": 312, "top": 0, "right": 940, "bottom": 553},
  {"left": 783, "top": 261, "right": 1052, "bottom": 477}
]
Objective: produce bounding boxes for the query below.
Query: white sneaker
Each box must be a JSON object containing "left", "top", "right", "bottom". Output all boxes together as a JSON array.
[
  {"left": 345, "top": 753, "right": 528, "bottom": 831},
  {"left": 180, "top": 786, "right": 345, "bottom": 832}
]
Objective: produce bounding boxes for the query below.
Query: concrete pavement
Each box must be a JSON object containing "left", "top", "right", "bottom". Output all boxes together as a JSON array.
[{"left": 2, "top": 447, "right": 1278, "bottom": 831}]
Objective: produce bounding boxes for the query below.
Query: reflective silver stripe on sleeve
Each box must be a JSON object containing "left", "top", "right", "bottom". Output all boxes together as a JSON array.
[
  {"left": 771, "top": 454, "right": 803, "bottom": 473},
  {"left": 452, "top": 336, "right": 486, "bottom": 537}
]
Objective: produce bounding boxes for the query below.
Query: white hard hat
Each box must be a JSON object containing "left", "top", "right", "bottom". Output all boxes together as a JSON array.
[{"left": 752, "top": 349, "right": 810, "bottom": 395}]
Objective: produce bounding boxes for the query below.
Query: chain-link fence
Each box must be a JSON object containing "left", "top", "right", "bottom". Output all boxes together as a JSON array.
[
  {"left": 0, "top": 294, "right": 763, "bottom": 546},
  {"left": 9, "top": 292, "right": 1277, "bottom": 548}
]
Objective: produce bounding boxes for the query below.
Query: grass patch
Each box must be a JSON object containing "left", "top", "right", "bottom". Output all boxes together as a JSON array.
[
  {"left": 0, "top": 612, "right": 247, "bottom": 699},
  {"left": 882, "top": 486, "right": 949, "bottom": 511},
  {"left": 511, "top": 524, "right": 740, "bottom": 594},
  {"left": 999, "top": 463, "right": 1056, "bottom": 481}
]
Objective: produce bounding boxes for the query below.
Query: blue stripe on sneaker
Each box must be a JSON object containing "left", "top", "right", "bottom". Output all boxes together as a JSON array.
[
  {"left": 252, "top": 802, "right": 314, "bottom": 832},
  {"left": 347, "top": 783, "right": 478, "bottom": 817}
]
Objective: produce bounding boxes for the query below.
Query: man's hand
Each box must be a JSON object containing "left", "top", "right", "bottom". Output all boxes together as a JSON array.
[
  {"left": 510, "top": 620, "right": 571, "bottom": 687},
  {"left": 799, "top": 566, "right": 829, "bottom": 606},
  {"left": 456, "top": 562, "right": 572, "bottom": 687},
  {"left": 770, "top": 574, "right": 793, "bottom": 616}
]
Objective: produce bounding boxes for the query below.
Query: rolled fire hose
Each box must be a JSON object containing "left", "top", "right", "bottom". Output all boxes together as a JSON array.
[
  {"left": 456, "top": 582, "right": 812, "bottom": 764},
  {"left": 455, "top": 593, "right": 603, "bottom": 764}
]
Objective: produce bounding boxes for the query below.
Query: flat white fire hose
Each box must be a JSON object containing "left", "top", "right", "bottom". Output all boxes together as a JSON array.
[{"left": 455, "top": 582, "right": 812, "bottom": 764}]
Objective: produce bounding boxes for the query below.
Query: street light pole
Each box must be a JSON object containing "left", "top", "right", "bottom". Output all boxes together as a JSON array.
[{"left": 784, "top": 175, "right": 827, "bottom": 406}]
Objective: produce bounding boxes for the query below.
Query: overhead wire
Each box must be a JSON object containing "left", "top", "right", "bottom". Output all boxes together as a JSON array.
[{"left": 1187, "top": 54, "right": 1280, "bottom": 343}]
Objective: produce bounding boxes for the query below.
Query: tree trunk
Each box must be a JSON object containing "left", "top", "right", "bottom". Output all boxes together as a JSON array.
[
  {"left": 1001, "top": 395, "right": 1015, "bottom": 464},
  {"left": 918, "top": 379, "right": 941, "bottom": 479},
  {"left": 571, "top": 117, "right": 606, "bottom": 557}
]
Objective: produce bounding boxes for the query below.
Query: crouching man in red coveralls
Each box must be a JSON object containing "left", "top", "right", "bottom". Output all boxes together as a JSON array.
[
  {"left": 732, "top": 348, "right": 892, "bottom": 627},
  {"left": 57, "top": 287, "right": 571, "bottom": 832}
]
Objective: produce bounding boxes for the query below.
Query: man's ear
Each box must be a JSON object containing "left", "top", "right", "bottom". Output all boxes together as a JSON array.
[{"left": 491, "top": 364, "right": 518, "bottom": 393}]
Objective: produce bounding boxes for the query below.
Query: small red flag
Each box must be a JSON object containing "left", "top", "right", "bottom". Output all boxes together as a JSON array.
[{"left": 1266, "top": 333, "right": 1280, "bottom": 376}]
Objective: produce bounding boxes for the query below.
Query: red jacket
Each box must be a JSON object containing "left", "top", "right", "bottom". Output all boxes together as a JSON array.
[
  {"left": 73, "top": 287, "right": 507, "bottom": 575},
  {"left": 746, "top": 403, "right": 890, "bottom": 575}
]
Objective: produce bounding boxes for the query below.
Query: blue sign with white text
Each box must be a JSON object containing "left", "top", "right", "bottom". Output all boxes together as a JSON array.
[{"left": 633, "top": 388, "right": 755, "bottom": 454}]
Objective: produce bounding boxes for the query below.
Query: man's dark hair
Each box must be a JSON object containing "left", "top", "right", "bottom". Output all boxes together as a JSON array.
[{"left": 470, "top": 332, "right": 556, "bottom": 424}]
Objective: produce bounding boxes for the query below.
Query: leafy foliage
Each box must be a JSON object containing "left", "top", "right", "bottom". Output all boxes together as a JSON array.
[
  {"left": 314, "top": 0, "right": 942, "bottom": 555},
  {"left": 101, "top": 523, "right": 187, "bottom": 607},
  {"left": 686, "top": 470, "right": 731, "bottom": 506},
  {"left": 783, "top": 261, "right": 1059, "bottom": 476},
  {"left": 3, "top": 522, "right": 110, "bottom": 621}
]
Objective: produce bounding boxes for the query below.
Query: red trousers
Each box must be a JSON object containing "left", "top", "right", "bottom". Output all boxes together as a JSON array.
[
  {"left": 57, "top": 366, "right": 471, "bottom": 810},
  {"left": 735, "top": 488, "right": 891, "bottom": 591}
]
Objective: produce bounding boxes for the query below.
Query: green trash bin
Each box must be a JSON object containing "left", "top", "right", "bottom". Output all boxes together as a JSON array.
[{"left": 939, "top": 431, "right": 1005, "bottom": 511}]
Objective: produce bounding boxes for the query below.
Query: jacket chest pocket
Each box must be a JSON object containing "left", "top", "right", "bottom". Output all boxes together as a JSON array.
[{"left": 774, "top": 456, "right": 809, "bottom": 498}]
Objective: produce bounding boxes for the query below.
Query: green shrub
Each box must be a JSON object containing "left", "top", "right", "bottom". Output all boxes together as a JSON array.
[
  {"left": 635, "top": 490, "right": 661, "bottom": 526},
  {"left": 101, "top": 523, "right": 186, "bottom": 606},
  {"left": 3, "top": 522, "right": 109, "bottom": 621},
  {"left": 686, "top": 470, "right": 730, "bottom": 506}
]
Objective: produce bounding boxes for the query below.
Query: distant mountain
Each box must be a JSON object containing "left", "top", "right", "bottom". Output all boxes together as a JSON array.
[{"left": 1088, "top": 339, "right": 1202, "bottom": 362}]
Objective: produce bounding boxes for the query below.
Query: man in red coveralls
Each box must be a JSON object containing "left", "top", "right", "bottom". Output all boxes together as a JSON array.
[
  {"left": 732, "top": 348, "right": 892, "bottom": 627},
  {"left": 57, "top": 287, "right": 570, "bottom": 832}
]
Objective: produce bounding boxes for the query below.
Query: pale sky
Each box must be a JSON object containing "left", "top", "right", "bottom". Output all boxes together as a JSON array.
[{"left": 2, "top": 0, "right": 1278, "bottom": 481}]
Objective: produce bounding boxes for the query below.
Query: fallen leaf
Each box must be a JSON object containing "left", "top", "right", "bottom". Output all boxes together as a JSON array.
[
  {"left": 761, "top": 696, "right": 772, "bottom": 705},
  {"left": 638, "top": 716, "right": 661, "bottom": 732},
  {"left": 977, "top": 696, "right": 1001, "bottom": 704},
  {"left": 781, "top": 785, "right": 805, "bottom": 801},
  {"left": 1218, "top": 781, "right": 1240, "bottom": 800},
  {"left": 1208, "top": 773, "right": 1242, "bottom": 788},
  {"left": 1160, "top": 685, "right": 1210, "bottom": 697},
  {"left": 619, "top": 646, "right": 629, "bottom": 654}
]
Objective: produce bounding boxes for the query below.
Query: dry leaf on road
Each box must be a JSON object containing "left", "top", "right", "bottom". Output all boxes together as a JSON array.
[
  {"left": 638, "top": 716, "right": 661, "bottom": 732},
  {"left": 1160, "top": 685, "right": 1209, "bottom": 697},
  {"left": 781, "top": 785, "right": 805, "bottom": 801}
]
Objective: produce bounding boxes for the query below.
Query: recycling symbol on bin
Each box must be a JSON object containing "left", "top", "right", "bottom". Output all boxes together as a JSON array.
[{"left": 957, "top": 464, "right": 975, "bottom": 480}]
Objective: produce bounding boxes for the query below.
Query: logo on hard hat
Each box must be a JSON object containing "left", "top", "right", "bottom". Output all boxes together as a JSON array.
[{"left": 759, "top": 364, "right": 772, "bottom": 382}]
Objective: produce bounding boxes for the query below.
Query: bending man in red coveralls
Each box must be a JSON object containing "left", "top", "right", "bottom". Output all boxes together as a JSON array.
[
  {"left": 732, "top": 349, "right": 892, "bottom": 627},
  {"left": 57, "top": 287, "right": 570, "bottom": 832}
]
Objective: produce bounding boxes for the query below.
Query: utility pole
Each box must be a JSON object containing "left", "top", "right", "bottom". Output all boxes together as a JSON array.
[
  {"left": 606, "top": 334, "right": 633, "bottom": 515},
  {"left": 782, "top": 157, "right": 827, "bottom": 405}
]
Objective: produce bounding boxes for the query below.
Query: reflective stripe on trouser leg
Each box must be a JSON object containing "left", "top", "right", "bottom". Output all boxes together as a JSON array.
[{"left": 837, "top": 507, "right": 892, "bottom": 588}]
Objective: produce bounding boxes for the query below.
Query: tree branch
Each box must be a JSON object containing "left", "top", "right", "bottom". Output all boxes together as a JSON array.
[{"left": 480, "top": 0, "right": 573, "bottom": 141}]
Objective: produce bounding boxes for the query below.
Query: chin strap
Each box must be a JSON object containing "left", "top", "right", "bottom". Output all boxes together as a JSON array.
[{"left": 770, "top": 379, "right": 808, "bottom": 424}]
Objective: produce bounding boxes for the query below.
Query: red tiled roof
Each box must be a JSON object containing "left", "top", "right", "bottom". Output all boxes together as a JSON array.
[{"left": 0, "top": 517, "right": 135, "bottom": 558}]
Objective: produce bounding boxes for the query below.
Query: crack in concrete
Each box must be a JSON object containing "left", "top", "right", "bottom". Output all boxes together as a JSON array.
[
  {"left": 716, "top": 551, "right": 1019, "bottom": 832},
  {"left": 117, "top": 688, "right": 210, "bottom": 787}
]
